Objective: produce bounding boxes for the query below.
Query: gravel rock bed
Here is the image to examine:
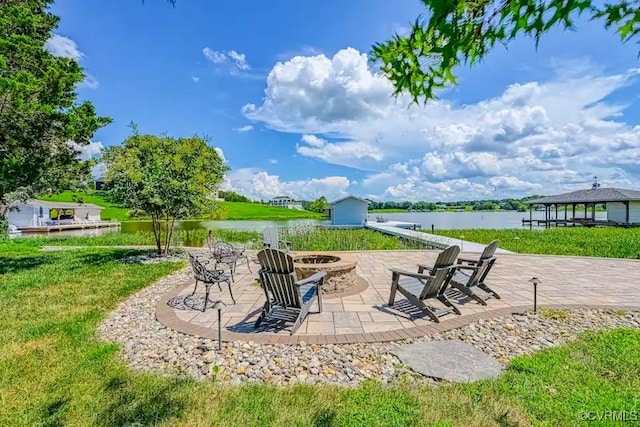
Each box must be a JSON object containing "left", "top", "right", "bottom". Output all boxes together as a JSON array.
[
  {"left": 118, "top": 251, "right": 185, "bottom": 264},
  {"left": 98, "top": 265, "right": 640, "bottom": 386}
]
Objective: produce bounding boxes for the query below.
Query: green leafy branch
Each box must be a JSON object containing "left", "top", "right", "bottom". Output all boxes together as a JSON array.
[{"left": 370, "top": 0, "right": 640, "bottom": 103}]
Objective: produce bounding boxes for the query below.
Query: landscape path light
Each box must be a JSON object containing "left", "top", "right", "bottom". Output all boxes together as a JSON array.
[
  {"left": 513, "top": 236, "right": 520, "bottom": 252},
  {"left": 528, "top": 277, "right": 540, "bottom": 313},
  {"left": 211, "top": 300, "right": 227, "bottom": 351}
]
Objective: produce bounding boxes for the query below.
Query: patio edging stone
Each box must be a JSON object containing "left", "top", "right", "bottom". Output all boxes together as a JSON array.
[{"left": 156, "top": 279, "right": 640, "bottom": 344}]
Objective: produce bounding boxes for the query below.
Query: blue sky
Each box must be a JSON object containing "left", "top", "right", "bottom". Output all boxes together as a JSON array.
[{"left": 48, "top": 0, "right": 640, "bottom": 201}]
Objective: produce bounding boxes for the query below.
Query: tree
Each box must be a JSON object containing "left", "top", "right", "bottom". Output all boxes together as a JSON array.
[
  {"left": 371, "top": 0, "right": 640, "bottom": 102},
  {"left": 103, "top": 133, "right": 228, "bottom": 254},
  {"left": 309, "top": 196, "right": 330, "bottom": 213},
  {"left": 0, "top": 0, "right": 110, "bottom": 236},
  {"left": 218, "top": 190, "right": 251, "bottom": 203}
]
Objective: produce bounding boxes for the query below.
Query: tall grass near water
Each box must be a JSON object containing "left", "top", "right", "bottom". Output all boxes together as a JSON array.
[
  {"left": 434, "top": 227, "right": 640, "bottom": 258},
  {"left": 282, "top": 225, "right": 428, "bottom": 251}
]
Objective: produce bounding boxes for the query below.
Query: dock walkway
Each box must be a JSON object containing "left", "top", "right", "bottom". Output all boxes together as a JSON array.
[
  {"left": 18, "top": 221, "right": 121, "bottom": 233},
  {"left": 365, "top": 223, "right": 512, "bottom": 253}
]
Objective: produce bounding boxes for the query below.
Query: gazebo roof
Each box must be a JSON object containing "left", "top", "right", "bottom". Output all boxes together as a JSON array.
[{"left": 526, "top": 187, "right": 640, "bottom": 205}]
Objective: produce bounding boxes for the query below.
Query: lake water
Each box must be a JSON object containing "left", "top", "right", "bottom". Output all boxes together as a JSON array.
[
  {"left": 13, "top": 210, "right": 608, "bottom": 240},
  {"left": 369, "top": 211, "right": 607, "bottom": 230},
  {"left": 119, "top": 211, "right": 607, "bottom": 233}
]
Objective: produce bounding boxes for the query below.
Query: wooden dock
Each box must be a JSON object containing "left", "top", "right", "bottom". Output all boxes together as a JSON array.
[
  {"left": 365, "top": 223, "right": 513, "bottom": 253},
  {"left": 19, "top": 222, "right": 121, "bottom": 233},
  {"left": 324, "top": 221, "right": 421, "bottom": 230},
  {"left": 370, "top": 220, "right": 421, "bottom": 230}
]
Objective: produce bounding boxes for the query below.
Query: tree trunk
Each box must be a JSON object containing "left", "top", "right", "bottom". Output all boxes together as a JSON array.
[
  {"left": 0, "top": 202, "right": 9, "bottom": 240},
  {"left": 162, "top": 213, "right": 170, "bottom": 255},
  {"left": 151, "top": 212, "right": 162, "bottom": 254},
  {"left": 164, "top": 216, "right": 176, "bottom": 255}
]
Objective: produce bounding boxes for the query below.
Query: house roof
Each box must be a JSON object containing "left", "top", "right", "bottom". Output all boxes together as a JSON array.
[
  {"left": 526, "top": 187, "right": 640, "bottom": 205},
  {"left": 330, "top": 195, "right": 370, "bottom": 205},
  {"left": 21, "top": 200, "right": 104, "bottom": 209}
]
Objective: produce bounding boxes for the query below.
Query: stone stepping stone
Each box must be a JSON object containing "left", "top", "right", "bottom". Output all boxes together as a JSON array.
[{"left": 391, "top": 340, "right": 503, "bottom": 382}]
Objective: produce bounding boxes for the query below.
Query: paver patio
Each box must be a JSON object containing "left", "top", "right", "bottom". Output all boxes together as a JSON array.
[{"left": 156, "top": 250, "right": 640, "bottom": 344}]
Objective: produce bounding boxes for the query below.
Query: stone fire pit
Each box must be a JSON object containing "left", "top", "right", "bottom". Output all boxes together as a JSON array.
[{"left": 293, "top": 253, "right": 359, "bottom": 295}]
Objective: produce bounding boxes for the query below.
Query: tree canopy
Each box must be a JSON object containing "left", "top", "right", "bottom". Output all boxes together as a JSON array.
[
  {"left": 103, "top": 133, "right": 228, "bottom": 254},
  {"left": 371, "top": 0, "right": 640, "bottom": 102},
  {"left": 308, "top": 196, "right": 330, "bottom": 213},
  {"left": 218, "top": 190, "right": 252, "bottom": 203},
  {"left": 368, "top": 197, "right": 529, "bottom": 211},
  {"left": 0, "top": 0, "right": 110, "bottom": 235}
]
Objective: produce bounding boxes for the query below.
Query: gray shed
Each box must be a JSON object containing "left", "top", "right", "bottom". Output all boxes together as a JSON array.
[{"left": 329, "top": 195, "right": 369, "bottom": 227}]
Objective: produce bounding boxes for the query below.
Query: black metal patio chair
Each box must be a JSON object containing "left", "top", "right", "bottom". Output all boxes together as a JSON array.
[{"left": 187, "top": 252, "right": 235, "bottom": 310}]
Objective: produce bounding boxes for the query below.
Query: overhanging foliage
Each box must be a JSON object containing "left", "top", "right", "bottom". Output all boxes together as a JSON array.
[{"left": 371, "top": 0, "right": 640, "bottom": 102}]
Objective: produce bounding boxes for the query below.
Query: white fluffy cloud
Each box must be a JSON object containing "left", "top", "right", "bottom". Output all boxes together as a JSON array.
[
  {"left": 46, "top": 34, "right": 83, "bottom": 60},
  {"left": 227, "top": 50, "right": 249, "bottom": 70},
  {"left": 92, "top": 163, "right": 106, "bottom": 180},
  {"left": 45, "top": 35, "right": 99, "bottom": 89},
  {"left": 233, "top": 125, "right": 254, "bottom": 132},
  {"left": 296, "top": 134, "right": 383, "bottom": 169},
  {"left": 203, "top": 48, "right": 226, "bottom": 63},
  {"left": 67, "top": 140, "right": 104, "bottom": 179},
  {"left": 80, "top": 73, "right": 99, "bottom": 90},
  {"left": 222, "top": 168, "right": 350, "bottom": 201},
  {"left": 203, "top": 48, "right": 250, "bottom": 72},
  {"left": 68, "top": 140, "right": 103, "bottom": 160},
  {"left": 214, "top": 147, "right": 226, "bottom": 163},
  {"left": 241, "top": 47, "right": 640, "bottom": 200}
]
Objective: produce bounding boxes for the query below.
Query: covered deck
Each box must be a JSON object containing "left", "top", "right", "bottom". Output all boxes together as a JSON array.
[{"left": 524, "top": 187, "right": 640, "bottom": 229}]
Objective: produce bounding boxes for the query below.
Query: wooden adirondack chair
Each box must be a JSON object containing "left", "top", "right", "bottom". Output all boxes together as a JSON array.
[
  {"left": 255, "top": 248, "right": 324, "bottom": 334},
  {"left": 448, "top": 240, "right": 501, "bottom": 305},
  {"left": 262, "top": 227, "right": 291, "bottom": 251},
  {"left": 388, "top": 245, "right": 461, "bottom": 322}
]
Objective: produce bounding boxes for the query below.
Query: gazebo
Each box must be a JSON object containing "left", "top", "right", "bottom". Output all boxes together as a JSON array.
[{"left": 524, "top": 186, "right": 640, "bottom": 228}]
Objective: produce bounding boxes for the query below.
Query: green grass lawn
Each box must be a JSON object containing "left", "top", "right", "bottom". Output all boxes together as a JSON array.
[
  {"left": 1, "top": 242, "right": 639, "bottom": 425},
  {"left": 36, "top": 192, "right": 323, "bottom": 221},
  {"left": 432, "top": 228, "right": 640, "bottom": 259},
  {"left": 16, "top": 229, "right": 262, "bottom": 248},
  {"left": 215, "top": 201, "right": 323, "bottom": 220}
]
